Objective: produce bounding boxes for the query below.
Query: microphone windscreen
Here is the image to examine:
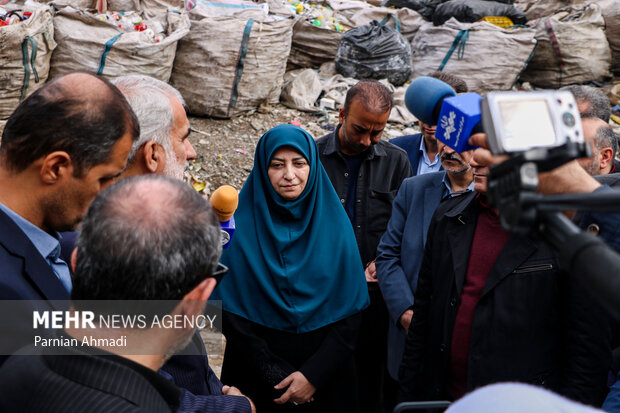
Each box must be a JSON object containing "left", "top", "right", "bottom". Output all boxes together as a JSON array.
[
  {"left": 210, "top": 185, "right": 238, "bottom": 222},
  {"left": 405, "top": 76, "right": 456, "bottom": 125}
]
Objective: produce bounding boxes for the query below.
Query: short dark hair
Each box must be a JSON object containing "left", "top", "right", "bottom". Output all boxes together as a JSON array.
[
  {"left": 73, "top": 175, "right": 222, "bottom": 302},
  {"left": 0, "top": 73, "right": 139, "bottom": 176},
  {"left": 429, "top": 71, "right": 469, "bottom": 93},
  {"left": 561, "top": 84, "right": 611, "bottom": 123},
  {"left": 344, "top": 80, "right": 394, "bottom": 117}
]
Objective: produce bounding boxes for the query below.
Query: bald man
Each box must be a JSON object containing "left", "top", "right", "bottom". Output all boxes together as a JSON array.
[
  {"left": 578, "top": 117, "right": 618, "bottom": 176},
  {"left": 0, "top": 73, "right": 139, "bottom": 364}
]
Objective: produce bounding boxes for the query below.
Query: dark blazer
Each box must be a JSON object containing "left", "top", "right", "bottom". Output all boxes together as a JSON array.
[
  {"left": 0, "top": 345, "right": 180, "bottom": 412},
  {"left": 399, "top": 192, "right": 611, "bottom": 406},
  {"left": 390, "top": 133, "right": 444, "bottom": 176},
  {"left": 0, "top": 207, "right": 69, "bottom": 302},
  {"left": 376, "top": 171, "right": 448, "bottom": 379},
  {"left": 0, "top": 207, "right": 69, "bottom": 365}
]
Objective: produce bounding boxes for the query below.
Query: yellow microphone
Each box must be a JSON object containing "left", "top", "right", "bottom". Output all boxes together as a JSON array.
[{"left": 210, "top": 185, "right": 238, "bottom": 248}]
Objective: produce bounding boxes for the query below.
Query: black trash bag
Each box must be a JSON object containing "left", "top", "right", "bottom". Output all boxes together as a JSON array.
[
  {"left": 335, "top": 20, "right": 412, "bottom": 86},
  {"left": 382, "top": 0, "right": 444, "bottom": 21},
  {"left": 433, "top": 0, "right": 526, "bottom": 26}
]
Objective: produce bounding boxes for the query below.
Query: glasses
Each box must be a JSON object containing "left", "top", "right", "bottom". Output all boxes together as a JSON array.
[{"left": 212, "top": 263, "right": 228, "bottom": 285}]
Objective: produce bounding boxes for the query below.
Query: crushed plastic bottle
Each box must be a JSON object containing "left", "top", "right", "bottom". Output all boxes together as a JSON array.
[{"left": 91, "top": 11, "right": 167, "bottom": 42}]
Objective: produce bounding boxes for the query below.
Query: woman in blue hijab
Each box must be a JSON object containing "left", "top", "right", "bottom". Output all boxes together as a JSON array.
[{"left": 214, "top": 124, "right": 369, "bottom": 412}]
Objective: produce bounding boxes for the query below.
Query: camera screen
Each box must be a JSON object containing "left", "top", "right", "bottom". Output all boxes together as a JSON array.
[{"left": 498, "top": 99, "right": 556, "bottom": 152}]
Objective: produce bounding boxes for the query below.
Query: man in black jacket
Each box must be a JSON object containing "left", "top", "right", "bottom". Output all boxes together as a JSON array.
[
  {"left": 316, "top": 80, "right": 412, "bottom": 413},
  {"left": 399, "top": 152, "right": 611, "bottom": 406}
]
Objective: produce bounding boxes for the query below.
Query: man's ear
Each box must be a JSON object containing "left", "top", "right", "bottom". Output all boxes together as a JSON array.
[
  {"left": 71, "top": 248, "right": 78, "bottom": 273},
  {"left": 142, "top": 141, "right": 165, "bottom": 174},
  {"left": 175, "top": 278, "right": 217, "bottom": 320},
  {"left": 40, "top": 151, "right": 73, "bottom": 184},
  {"left": 338, "top": 107, "right": 345, "bottom": 125},
  {"left": 183, "top": 278, "right": 217, "bottom": 302},
  {"left": 599, "top": 147, "right": 614, "bottom": 172}
]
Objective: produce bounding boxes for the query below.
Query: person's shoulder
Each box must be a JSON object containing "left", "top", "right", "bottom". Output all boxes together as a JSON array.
[
  {"left": 401, "top": 171, "right": 445, "bottom": 190},
  {"left": 315, "top": 131, "right": 334, "bottom": 146},
  {"left": 390, "top": 133, "right": 422, "bottom": 147},
  {"left": 377, "top": 140, "right": 410, "bottom": 160},
  {"left": 595, "top": 173, "right": 620, "bottom": 188}
]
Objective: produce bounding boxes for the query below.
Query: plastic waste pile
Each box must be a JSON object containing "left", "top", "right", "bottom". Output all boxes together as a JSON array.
[
  {"left": 93, "top": 11, "right": 168, "bottom": 42},
  {"left": 0, "top": 8, "right": 32, "bottom": 26},
  {"left": 285, "top": 0, "right": 348, "bottom": 32}
]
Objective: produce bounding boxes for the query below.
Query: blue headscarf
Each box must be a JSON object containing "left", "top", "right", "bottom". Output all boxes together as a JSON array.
[{"left": 213, "top": 124, "right": 369, "bottom": 333}]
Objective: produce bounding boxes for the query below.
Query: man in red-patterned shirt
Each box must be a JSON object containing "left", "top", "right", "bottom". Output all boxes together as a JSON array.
[{"left": 398, "top": 151, "right": 611, "bottom": 407}]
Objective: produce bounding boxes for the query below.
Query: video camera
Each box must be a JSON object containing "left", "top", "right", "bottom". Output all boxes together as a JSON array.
[
  {"left": 406, "top": 76, "right": 620, "bottom": 319},
  {"left": 405, "top": 76, "right": 594, "bottom": 233}
]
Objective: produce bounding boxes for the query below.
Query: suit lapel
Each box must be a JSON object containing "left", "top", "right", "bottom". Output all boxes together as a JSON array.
[
  {"left": 0, "top": 209, "right": 69, "bottom": 302},
  {"left": 422, "top": 178, "right": 445, "bottom": 242},
  {"left": 479, "top": 234, "right": 537, "bottom": 298}
]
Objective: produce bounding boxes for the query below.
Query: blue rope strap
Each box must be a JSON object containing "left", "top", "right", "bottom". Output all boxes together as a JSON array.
[
  {"left": 228, "top": 19, "right": 254, "bottom": 115},
  {"left": 97, "top": 33, "right": 123, "bottom": 76},
  {"left": 438, "top": 29, "right": 469, "bottom": 72}
]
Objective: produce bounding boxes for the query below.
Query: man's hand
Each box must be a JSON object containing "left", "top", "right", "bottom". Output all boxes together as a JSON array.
[
  {"left": 399, "top": 309, "right": 414, "bottom": 333},
  {"left": 273, "top": 371, "right": 316, "bottom": 405},
  {"left": 223, "top": 385, "right": 257, "bottom": 413},
  {"left": 468, "top": 133, "right": 601, "bottom": 196},
  {"left": 365, "top": 260, "right": 377, "bottom": 283}
]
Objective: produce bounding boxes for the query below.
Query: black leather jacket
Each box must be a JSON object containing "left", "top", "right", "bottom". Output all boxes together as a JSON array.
[{"left": 399, "top": 191, "right": 611, "bottom": 406}]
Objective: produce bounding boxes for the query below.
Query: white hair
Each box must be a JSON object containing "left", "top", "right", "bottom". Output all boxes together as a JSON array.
[{"left": 111, "top": 75, "right": 186, "bottom": 163}]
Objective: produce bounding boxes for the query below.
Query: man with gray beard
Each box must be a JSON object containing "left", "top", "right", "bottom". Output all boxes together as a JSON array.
[
  {"left": 59, "top": 76, "right": 255, "bottom": 413},
  {"left": 111, "top": 75, "right": 197, "bottom": 180}
]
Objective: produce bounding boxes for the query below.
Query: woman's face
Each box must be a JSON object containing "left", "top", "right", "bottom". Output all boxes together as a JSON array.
[{"left": 267, "top": 146, "right": 310, "bottom": 201}]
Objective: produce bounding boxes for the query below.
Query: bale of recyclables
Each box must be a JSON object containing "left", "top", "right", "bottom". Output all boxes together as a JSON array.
[
  {"left": 170, "top": 2, "right": 294, "bottom": 118},
  {"left": 594, "top": 0, "right": 620, "bottom": 76},
  {"left": 0, "top": 2, "right": 56, "bottom": 119},
  {"left": 49, "top": 7, "right": 189, "bottom": 82},
  {"left": 333, "top": 2, "right": 424, "bottom": 42},
  {"left": 410, "top": 18, "right": 536, "bottom": 93},
  {"left": 287, "top": 15, "right": 343, "bottom": 69},
  {"left": 287, "top": 0, "right": 424, "bottom": 70},
  {"left": 44, "top": 0, "right": 141, "bottom": 12},
  {"left": 520, "top": 4, "right": 611, "bottom": 88},
  {"left": 513, "top": 0, "right": 585, "bottom": 20}
]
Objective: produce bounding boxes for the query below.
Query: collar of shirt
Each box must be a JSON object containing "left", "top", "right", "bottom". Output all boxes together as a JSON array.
[
  {"left": 442, "top": 174, "right": 475, "bottom": 198},
  {"left": 418, "top": 135, "right": 440, "bottom": 166},
  {"left": 0, "top": 201, "right": 63, "bottom": 261}
]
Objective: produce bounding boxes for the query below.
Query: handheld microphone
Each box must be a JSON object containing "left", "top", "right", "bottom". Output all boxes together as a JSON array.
[
  {"left": 405, "top": 76, "right": 482, "bottom": 153},
  {"left": 210, "top": 185, "right": 238, "bottom": 249}
]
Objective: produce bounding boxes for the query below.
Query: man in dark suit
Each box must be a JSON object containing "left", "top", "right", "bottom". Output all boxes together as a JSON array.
[
  {"left": 0, "top": 175, "right": 223, "bottom": 412},
  {"left": 376, "top": 141, "right": 474, "bottom": 391},
  {"left": 0, "top": 73, "right": 138, "bottom": 361},
  {"left": 399, "top": 150, "right": 611, "bottom": 406}
]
